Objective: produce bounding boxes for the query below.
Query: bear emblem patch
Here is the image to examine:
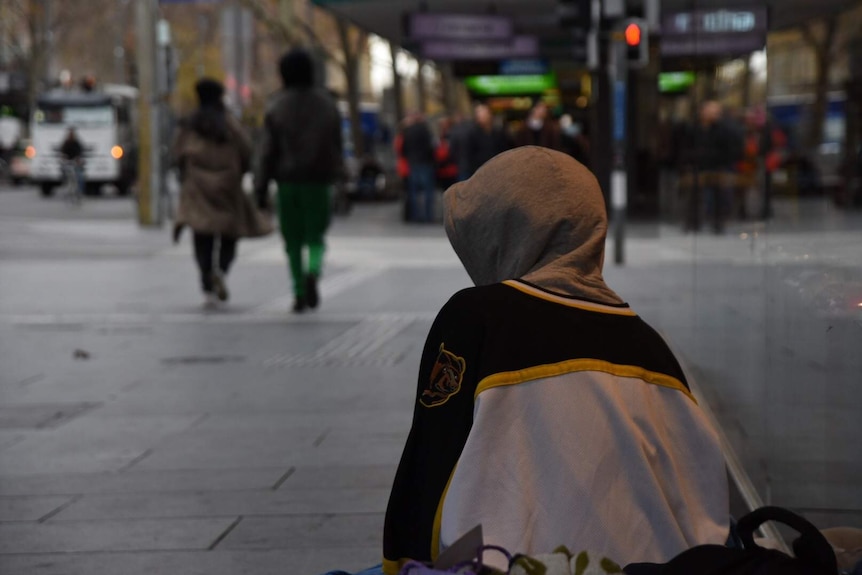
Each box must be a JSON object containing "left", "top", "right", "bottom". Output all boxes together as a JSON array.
[{"left": 420, "top": 344, "right": 466, "bottom": 408}]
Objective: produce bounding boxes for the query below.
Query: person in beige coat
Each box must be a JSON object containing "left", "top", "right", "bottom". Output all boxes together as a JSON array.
[{"left": 173, "top": 78, "right": 271, "bottom": 308}]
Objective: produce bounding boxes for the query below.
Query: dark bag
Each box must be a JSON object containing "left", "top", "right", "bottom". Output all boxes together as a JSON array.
[{"left": 624, "top": 506, "right": 837, "bottom": 575}]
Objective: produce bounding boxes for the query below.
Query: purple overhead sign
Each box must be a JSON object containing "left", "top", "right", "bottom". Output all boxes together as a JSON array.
[
  {"left": 408, "top": 13, "right": 513, "bottom": 41},
  {"left": 661, "top": 7, "right": 768, "bottom": 56},
  {"left": 421, "top": 36, "right": 539, "bottom": 61}
]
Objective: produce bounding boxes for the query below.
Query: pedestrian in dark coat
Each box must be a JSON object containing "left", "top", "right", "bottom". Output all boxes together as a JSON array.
[
  {"left": 401, "top": 112, "right": 436, "bottom": 222},
  {"left": 513, "top": 101, "right": 562, "bottom": 151},
  {"left": 464, "top": 104, "right": 511, "bottom": 178},
  {"left": 254, "top": 48, "right": 344, "bottom": 313}
]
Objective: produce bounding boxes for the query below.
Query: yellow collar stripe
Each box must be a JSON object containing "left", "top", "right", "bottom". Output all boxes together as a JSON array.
[
  {"left": 503, "top": 280, "right": 637, "bottom": 316},
  {"left": 476, "top": 358, "right": 696, "bottom": 403}
]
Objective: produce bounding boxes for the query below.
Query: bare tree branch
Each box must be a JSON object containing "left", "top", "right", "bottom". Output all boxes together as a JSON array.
[
  {"left": 236, "top": 0, "right": 293, "bottom": 44},
  {"left": 236, "top": 0, "right": 342, "bottom": 69}
]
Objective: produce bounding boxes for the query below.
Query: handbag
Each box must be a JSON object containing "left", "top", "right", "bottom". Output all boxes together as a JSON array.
[{"left": 624, "top": 506, "right": 837, "bottom": 575}]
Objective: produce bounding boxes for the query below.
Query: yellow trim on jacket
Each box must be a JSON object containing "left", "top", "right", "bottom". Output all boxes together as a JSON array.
[
  {"left": 431, "top": 467, "right": 457, "bottom": 562},
  {"left": 475, "top": 358, "right": 697, "bottom": 403},
  {"left": 503, "top": 280, "right": 637, "bottom": 316}
]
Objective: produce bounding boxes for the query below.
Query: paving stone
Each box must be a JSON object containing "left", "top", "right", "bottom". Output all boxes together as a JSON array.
[
  {"left": 0, "top": 495, "right": 74, "bottom": 521},
  {"left": 0, "top": 468, "right": 287, "bottom": 496},
  {"left": 217, "top": 513, "right": 384, "bottom": 550},
  {"left": 52, "top": 489, "right": 391, "bottom": 521},
  {"left": 0, "top": 403, "right": 100, "bottom": 429},
  {"left": 283, "top": 464, "right": 398, "bottom": 491},
  {"left": 0, "top": 414, "right": 203, "bottom": 475},
  {"left": 0, "top": 548, "right": 381, "bottom": 575},
  {"left": 0, "top": 431, "right": 25, "bottom": 451},
  {"left": 0, "top": 444, "right": 149, "bottom": 475},
  {"left": 0, "top": 517, "right": 237, "bottom": 553}
]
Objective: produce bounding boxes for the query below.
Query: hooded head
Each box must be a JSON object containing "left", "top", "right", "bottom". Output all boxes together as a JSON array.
[
  {"left": 443, "top": 146, "right": 623, "bottom": 305},
  {"left": 195, "top": 78, "right": 225, "bottom": 108},
  {"left": 279, "top": 48, "right": 314, "bottom": 89},
  {"left": 191, "top": 78, "right": 228, "bottom": 142}
]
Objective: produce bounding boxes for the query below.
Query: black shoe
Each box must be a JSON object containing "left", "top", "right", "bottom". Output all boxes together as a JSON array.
[
  {"left": 305, "top": 273, "right": 320, "bottom": 309},
  {"left": 292, "top": 296, "right": 308, "bottom": 314}
]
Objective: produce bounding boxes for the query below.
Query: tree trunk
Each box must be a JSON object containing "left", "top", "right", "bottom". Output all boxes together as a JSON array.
[
  {"left": 337, "top": 19, "right": 364, "bottom": 158},
  {"left": 25, "top": 0, "right": 47, "bottom": 119},
  {"left": 802, "top": 17, "right": 838, "bottom": 157},
  {"left": 389, "top": 42, "right": 404, "bottom": 125}
]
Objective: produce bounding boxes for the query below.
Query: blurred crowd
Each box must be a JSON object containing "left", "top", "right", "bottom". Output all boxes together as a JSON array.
[
  {"left": 659, "top": 99, "right": 787, "bottom": 234},
  {"left": 393, "top": 101, "right": 591, "bottom": 223}
]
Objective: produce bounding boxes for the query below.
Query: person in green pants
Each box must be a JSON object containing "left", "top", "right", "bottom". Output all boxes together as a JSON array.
[
  {"left": 255, "top": 49, "right": 343, "bottom": 313},
  {"left": 276, "top": 182, "right": 330, "bottom": 308}
]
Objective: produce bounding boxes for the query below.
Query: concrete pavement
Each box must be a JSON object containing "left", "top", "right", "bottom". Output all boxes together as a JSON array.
[{"left": 0, "top": 185, "right": 859, "bottom": 574}]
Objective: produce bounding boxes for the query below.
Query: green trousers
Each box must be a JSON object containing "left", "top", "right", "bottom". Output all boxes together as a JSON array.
[{"left": 276, "top": 182, "right": 330, "bottom": 297}]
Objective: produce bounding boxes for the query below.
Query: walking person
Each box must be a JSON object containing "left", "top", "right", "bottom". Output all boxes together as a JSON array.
[
  {"left": 255, "top": 48, "right": 343, "bottom": 313},
  {"left": 683, "top": 101, "right": 736, "bottom": 234},
  {"left": 172, "top": 78, "right": 271, "bottom": 309},
  {"left": 400, "top": 112, "right": 436, "bottom": 223}
]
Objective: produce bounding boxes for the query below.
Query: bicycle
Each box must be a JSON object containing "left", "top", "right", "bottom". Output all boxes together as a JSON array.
[{"left": 59, "top": 159, "right": 83, "bottom": 206}]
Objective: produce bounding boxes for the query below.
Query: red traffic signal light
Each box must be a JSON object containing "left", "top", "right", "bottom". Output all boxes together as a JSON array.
[{"left": 625, "top": 22, "right": 642, "bottom": 46}]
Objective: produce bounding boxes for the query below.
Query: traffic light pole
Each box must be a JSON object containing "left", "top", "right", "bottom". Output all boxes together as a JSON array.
[{"left": 609, "top": 37, "right": 628, "bottom": 265}]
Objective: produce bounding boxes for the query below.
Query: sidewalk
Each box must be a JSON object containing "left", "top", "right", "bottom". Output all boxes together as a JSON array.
[{"left": 0, "top": 191, "right": 859, "bottom": 574}]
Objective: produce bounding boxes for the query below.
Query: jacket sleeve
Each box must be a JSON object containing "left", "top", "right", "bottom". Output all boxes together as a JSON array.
[
  {"left": 254, "top": 113, "right": 277, "bottom": 208},
  {"left": 383, "top": 291, "right": 484, "bottom": 574}
]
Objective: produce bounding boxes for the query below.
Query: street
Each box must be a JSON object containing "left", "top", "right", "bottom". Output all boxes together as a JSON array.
[{"left": 0, "top": 183, "right": 860, "bottom": 574}]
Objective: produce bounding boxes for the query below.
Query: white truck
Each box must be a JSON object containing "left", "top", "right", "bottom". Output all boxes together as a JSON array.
[{"left": 29, "top": 85, "right": 138, "bottom": 197}]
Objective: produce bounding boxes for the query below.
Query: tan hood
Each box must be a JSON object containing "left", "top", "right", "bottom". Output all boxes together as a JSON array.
[{"left": 443, "top": 146, "right": 624, "bottom": 305}]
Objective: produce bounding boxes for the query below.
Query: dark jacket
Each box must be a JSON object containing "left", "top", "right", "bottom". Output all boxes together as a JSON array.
[
  {"left": 401, "top": 120, "right": 435, "bottom": 166},
  {"left": 255, "top": 88, "right": 343, "bottom": 202},
  {"left": 60, "top": 136, "right": 84, "bottom": 161},
  {"left": 465, "top": 124, "right": 511, "bottom": 177},
  {"left": 513, "top": 122, "right": 562, "bottom": 151},
  {"left": 684, "top": 120, "right": 738, "bottom": 172}
]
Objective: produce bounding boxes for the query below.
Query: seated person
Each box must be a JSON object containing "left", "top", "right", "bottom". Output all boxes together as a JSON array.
[{"left": 383, "top": 146, "right": 729, "bottom": 574}]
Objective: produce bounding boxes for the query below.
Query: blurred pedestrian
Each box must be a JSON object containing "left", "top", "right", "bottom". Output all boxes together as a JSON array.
[
  {"left": 447, "top": 113, "right": 472, "bottom": 181},
  {"left": 464, "top": 103, "right": 511, "bottom": 178},
  {"left": 255, "top": 48, "right": 343, "bottom": 313},
  {"left": 559, "top": 114, "right": 589, "bottom": 166},
  {"left": 383, "top": 147, "right": 729, "bottom": 572},
  {"left": 401, "top": 112, "right": 436, "bottom": 223},
  {"left": 756, "top": 108, "right": 787, "bottom": 220},
  {"left": 682, "top": 101, "right": 737, "bottom": 233},
  {"left": 435, "top": 117, "right": 459, "bottom": 192},
  {"left": 59, "top": 127, "right": 85, "bottom": 196},
  {"left": 172, "top": 78, "right": 271, "bottom": 309},
  {"left": 513, "top": 100, "right": 562, "bottom": 150}
]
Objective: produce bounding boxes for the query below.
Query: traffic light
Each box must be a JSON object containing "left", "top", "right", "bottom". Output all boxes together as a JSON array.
[{"left": 623, "top": 18, "right": 648, "bottom": 68}]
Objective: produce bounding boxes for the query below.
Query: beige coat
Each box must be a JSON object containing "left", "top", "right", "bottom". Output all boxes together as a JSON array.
[{"left": 173, "top": 115, "right": 272, "bottom": 238}]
